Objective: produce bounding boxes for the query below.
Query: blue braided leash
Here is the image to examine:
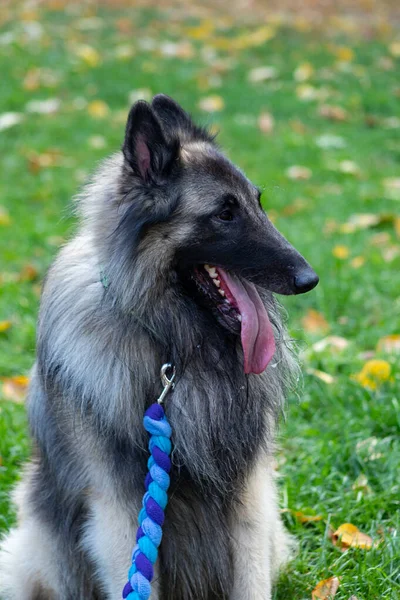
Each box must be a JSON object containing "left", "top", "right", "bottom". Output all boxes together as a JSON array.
[{"left": 122, "top": 364, "right": 175, "bottom": 600}]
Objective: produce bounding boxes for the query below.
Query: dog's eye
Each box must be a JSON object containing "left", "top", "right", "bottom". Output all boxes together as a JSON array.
[{"left": 217, "top": 209, "right": 234, "bottom": 222}]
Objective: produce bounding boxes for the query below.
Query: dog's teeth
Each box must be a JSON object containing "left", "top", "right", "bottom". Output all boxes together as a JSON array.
[
  {"left": 213, "top": 278, "right": 221, "bottom": 288},
  {"left": 237, "top": 315, "right": 242, "bottom": 322},
  {"left": 218, "top": 289, "right": 225, "bottom": 297},
  {"left": 204, "top": 264, "right": 217, "bottom": 278}
]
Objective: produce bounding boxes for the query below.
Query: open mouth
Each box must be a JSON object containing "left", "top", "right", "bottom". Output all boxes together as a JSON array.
[{"left": 191, "top": 264, "right": 276, "bottom": 375}]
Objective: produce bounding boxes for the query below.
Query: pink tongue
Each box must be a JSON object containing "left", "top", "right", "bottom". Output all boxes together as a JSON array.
[{"left": 218, "top": 269, "right": 276, "bottom": 374}]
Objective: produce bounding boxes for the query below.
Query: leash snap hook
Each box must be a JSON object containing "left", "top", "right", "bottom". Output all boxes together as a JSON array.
[{"left": 157, "top": 363, "right": 176, "bottom": 404}]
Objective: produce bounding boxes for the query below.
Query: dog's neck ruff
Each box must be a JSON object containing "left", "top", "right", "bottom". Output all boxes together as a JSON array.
[{"left": 122, "top": 364, "right": 175, "bottom": 600}]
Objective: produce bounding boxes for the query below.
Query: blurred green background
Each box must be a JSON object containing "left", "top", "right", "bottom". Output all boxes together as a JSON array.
[{"left": 0, "top": 1, "right": 399, "bottom": 598}]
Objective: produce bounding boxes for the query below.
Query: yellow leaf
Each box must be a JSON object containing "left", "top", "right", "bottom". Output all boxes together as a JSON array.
[
  {"left": 0, "top": 206, "right": 11, "bottom": 226},
  {"left": 335, "top": 46, "right": 354, "bottom": 62},
  {"left": 0, "top": 321, "right": 12, "bottom": 333},
  {"left": 302, "top": 309, "right": 330, "bottom": 334},
  {"left": 286, "top": 165, "right": 312, "bottom": 180},
  {"left": 293, "top": 510, "right": 323, "bottom": 524},
  {"left": 294, "top": 62, "right": 314, "bottom": 82},
  {"left": 352, "top": 359, "right": 392, "bottom": 390},
  {"left": 377, "top": 334, "right": 400, "bottom": 354},
  {"left": 75, "top": 45, "right": 101, "bottom": 67},
  {"left": 332, "top": 245, "right": 349, "bottom": 259},
  {"left": 87, "top": 100, "right": 109, "bottom": 119},
  {"left": 332, "top": 523, "right": 373, "bottom": 550},
  {"left": 389, "top": 41, "right": 400, "bottom": 57},
  {"left": 307, "top": 368, "right": 335, "bottom": 385},
  {"left": 2, "top": 375, "right": 29, "bottom": 404},
  {"left": 198, "top": 95, "right": 224, "bottom": 112},
  {"left": 186, "top": 20, "right": 214, "bottom": 40},
  {"left": 350, "top": 256, "right": 365, "bottom": 269},
  {"left": 312, "top": 576, "right": 340, "bottom": 599}
]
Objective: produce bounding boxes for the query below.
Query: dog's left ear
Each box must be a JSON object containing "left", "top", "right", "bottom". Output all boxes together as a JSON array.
[{"left": 123, "top": 101, "right": 179, "bottom": 182}]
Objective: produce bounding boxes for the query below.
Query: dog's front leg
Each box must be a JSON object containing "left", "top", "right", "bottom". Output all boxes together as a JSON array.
[{"left": 229, "top": 456, "right": 291, "bottom": 600}]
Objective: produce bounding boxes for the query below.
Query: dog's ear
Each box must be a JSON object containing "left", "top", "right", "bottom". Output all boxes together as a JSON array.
[
  {"left": 152, "top": 94, "right": 214, "bottom": 143},
  {"left": 123, "top": 101, "right": 179, "bottom": 182}
]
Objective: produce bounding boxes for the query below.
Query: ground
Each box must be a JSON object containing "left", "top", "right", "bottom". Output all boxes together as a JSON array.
[{"left": 0, "top": 2, "right": 399, "bottom": 599}]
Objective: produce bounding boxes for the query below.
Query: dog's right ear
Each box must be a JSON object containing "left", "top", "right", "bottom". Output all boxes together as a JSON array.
[{"left": 123, "top": 101, "right": 179, "bottom": 182}]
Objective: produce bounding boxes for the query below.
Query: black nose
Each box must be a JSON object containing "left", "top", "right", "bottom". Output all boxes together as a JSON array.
[{"left": 294, "top": 269, "right": 319, "bottom": 294}]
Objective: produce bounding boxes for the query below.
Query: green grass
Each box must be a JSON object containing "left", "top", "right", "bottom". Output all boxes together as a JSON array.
[{"left": 1, "top": 5, "right": 399, "bottom": 599}]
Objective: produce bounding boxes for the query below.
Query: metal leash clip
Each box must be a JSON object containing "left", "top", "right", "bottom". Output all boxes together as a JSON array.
[{"left": 157, "top": 363, "right": 176, "bottom": 404}]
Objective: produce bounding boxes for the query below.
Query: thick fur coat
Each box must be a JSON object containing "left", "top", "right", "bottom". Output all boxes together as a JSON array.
[{"left": 0, "top": 95, "right": 318, "bottom": 600}]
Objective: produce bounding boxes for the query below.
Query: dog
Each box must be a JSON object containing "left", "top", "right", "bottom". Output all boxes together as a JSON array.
[{"left": 0, "top": 95, "right": 318, "bottom": 599}]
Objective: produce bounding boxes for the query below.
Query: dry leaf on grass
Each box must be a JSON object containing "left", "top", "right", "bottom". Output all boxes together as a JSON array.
[
  {"left": 318, "top": 104, "right": 348, "bottom": 121},
  {"left": 18, "top": 264, "right": 39, "bottom": 282},
  {"left": 332, "top": 523, "right": 374, "bottom": 550},
  {"left": 0, "top": 321, "right": 12, "bottom": 333},
  {"left": 377, "top": 334, "right": 400, "bottom": 354},
  {"left": 198, "top": 95, "right": 224, "bottom": 112},
  {"left": 87, "top": 100, "right": 109, "bottom": 119},
  {"left": 302, "top": 309, "right": 330, "bottom": 334},
  {"left": 286, "top": 165, "right": 312, "bottom": 180},
  {"left": 307, "top": 368, "right": 335, "bottom": 385},
  {"left": 0, "top": 112, "right": 24, "bottom": 131},
  {"left": 25, "top": 98, "right": 60, "bottom": 114},
  {"left": 2, "top": 376, "right": 29, "bottom": 403},
  {"left": 312, "top": 576, "right": 340, "bottom": 599},
  {"left": 0, "top": 206, "right": 11, "bottom": 226},
  {"left": 312, "top": 336, "right": 349, "bottom": 353},
  {"left": 294, "top": 62, "right": 314, "bottom": 82},
  {"left": 332, "top": 245, "right": 350, "bottom": 259},
  {"left": 248, "top": 66, "right": 277, "bottom": 83},
  {"left": 293, "top": 511, "right": 323, "bottom": 524},
  {"left": 258, "top": 112, "right": 274, "bottom": 134}
]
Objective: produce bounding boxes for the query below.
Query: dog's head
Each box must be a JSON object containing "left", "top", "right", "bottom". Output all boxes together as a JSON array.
[{"left": 98, "top": 95, "right": 318, "bottom": 374}]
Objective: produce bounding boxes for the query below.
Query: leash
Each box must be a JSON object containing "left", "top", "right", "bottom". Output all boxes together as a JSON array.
[{"left": 122, "top": 364, "right": 176, "bottom": 600}]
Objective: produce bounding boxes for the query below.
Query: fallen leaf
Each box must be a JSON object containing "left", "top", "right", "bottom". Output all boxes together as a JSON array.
[
  {"left": 88, "top": 135, "right": 106, "bottom": 149},
  {"left": 312, "top": 576, "right": 340, "bottom": 599},
  {"left": 282, "top": 197, "right": 309, "bottom": 216},
  {"left": 307, "top": 368, "right": 335, "bottom": 384},
  {"left": 352, "top": 359, "right": 392, "bottom": 390},
  {"left": 87, "top": 100, "right": 109, "bottom": 119},
  {"left": 296, "top": 84, "right": 319, "bottom": 101},
  {"left": 318, "top": 104, "right": 348, "bottom": 122},
  {"left": 335, "top": 46, "right": 354, "bottom": 62},
  {"left": 1, "top": 375, "right": 29, "bottom": 403},
  {"left": 0, "top": 112, "right": 24, "bottom": 131},
  {"left": 377, "top": 334, "right": 400, "bottom": 354},
  {"left": 332, "top": 523, "right": 373, "bottom": 550},
  {"left": 316, "top": 134, "right": 346, "bottom": 149},
  {"left": 312, "top": 336, "right": 349, "bottom": 353},
  {"left": 258, "top": 112, "right": 274, "bottom": 134},
  {"left": 350, "top": 256, "right": 365, "bottom": 269},
  {"left": 332, "top": 245, "right": 349, "bottom": 259},
  {"left": 0, "top": 206, "right": 11, "bottom": 226},
  {"left": 75, "top": 45, "right": 101, "bottom": 67},
  {"left": 383, "top": 177, "right": 400, "bottom": 200},
  {"left": 0, "top": 321, "right": 12, "bottom": 333},
  {"left": 25, "top": 98, "right": 60, "bottom": 114},
  {"left": 294, "top": 62, "right": 314, "bottom": 82},
  {"left": 286, "top": 165, "right": 312, "bottom": 180},
  {"left": 293, "top": 510, "right": 323, "bottom": 524},
  {"left": 18, "top": 264, "right": 39, "bottom": 282},
  {"left": 352, "top": 473, "right": 372, "bottom": 495},
  {"left": 302, "top": 309, "right": 330, "bottom": 334},
  {"left": 27, "top": 149, "right": 62, "bottom": 173},
  {"left": 389, "top": 41, "right": 400, "bottom": 57},
  {"left": 248, "top": 65, "right": 277, "bottom": 83},
  {"left": 340, "top": 213, "right": 394, "bottom": 233},
  {"left": 198, "top": 95, "right": 224, "bottom": 112},
  {"left": 339, "top": 160, "right": 360, "bottom": 176}
]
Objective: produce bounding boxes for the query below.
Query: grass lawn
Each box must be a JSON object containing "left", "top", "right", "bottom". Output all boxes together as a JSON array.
[{"left": 0, "top": 3, "right": 399, "bottom": 598}]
